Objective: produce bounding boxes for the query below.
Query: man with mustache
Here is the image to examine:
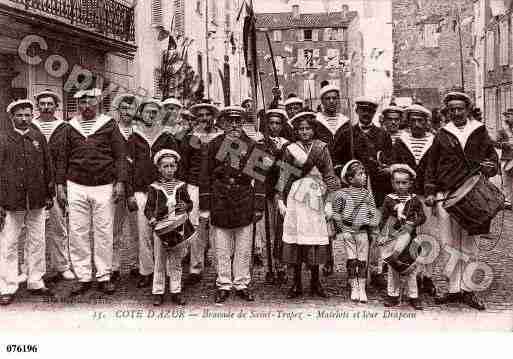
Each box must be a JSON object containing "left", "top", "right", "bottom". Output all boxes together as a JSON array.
[
  {"left": 111, "top": 93, "right": 139, "bottom": 282},
  {"left": 31, "top": 90, "right": 75, "bottom": 283},
  {"left": 200, "top": 106, "right": 264, "bottom": 303},
  {"left": 0, "top": 99, "right": 55, "bottom": 305},
  {"left": 425, "top": 92, "right": 498, "bottom": 310},
  {"left": 56, "top": 88, "right": 128, "bottom": 296},
  {"left": 127, "top": 98, "right": 180, "bottom": 289},
  {"left": 181, "top": 101, "right": 223, "bottom": 285},
  {"left": 162, "top": 98, "right": 185, "bottom": 136}
]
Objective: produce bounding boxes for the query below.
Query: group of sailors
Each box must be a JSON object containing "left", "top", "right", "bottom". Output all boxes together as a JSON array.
[{"left": 0, "top": 82, "right": 499, "bottom": 311}]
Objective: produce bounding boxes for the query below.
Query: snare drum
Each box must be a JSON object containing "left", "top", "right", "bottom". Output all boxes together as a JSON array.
[{"left": 443, "top": 174, "right": 505, "bottom": 235}]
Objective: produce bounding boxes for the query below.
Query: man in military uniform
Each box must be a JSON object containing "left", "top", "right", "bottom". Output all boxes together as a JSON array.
[
  {"left": 200, "top": 106, "right": 264, "bottom": 303},
  {"left": 380, "top": 104, "right": 404, "bottom": 145}
]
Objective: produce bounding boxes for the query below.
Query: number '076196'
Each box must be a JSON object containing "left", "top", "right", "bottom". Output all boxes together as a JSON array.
[{"left": 5, "top": 345, "right": 38, "bottom": 353}]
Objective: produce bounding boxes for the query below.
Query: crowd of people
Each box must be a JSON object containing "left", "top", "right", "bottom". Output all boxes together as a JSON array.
[{"left": 0, "top": 83, "right": 502, "bottom": 311}]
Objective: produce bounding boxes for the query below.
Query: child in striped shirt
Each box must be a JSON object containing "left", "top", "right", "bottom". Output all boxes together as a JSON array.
[
  {"left": 333, "top": 160, "right": 379, "bottom": 303},
  {"left": 145, "top": 149, "right": 195, "bottom": 307}
]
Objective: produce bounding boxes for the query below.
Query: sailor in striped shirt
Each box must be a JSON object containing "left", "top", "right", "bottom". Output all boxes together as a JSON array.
[
  {"left": 31, "top": 90, "right": 75, "bottom": 282},
  {"left": 333, "top": 160, "right": 379, "bottom": 304}
]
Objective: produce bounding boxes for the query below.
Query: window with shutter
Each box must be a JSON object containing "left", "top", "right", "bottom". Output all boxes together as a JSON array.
[
  {"left": 487, "top": 30, "right": 495, "bottom": 71},
  {"left": 312, "top": 29, "right": 319, "bottom": 42},
  {"left": 275, "top": 56, "right": 284, "bottom": 75},
  {"left": 154, "top": 68, "right": 162, "bottom": 98},
  {"left": 210, "top": 0, "right": 218, "bottom": 24},
  {"left": 499, "top": 19, "right": 509, "bottom": 66},
  {"left": 324, "top": 28, "right": 332, "bottom": 41},
  {"left": 64, "top": 89, "right": 77, "bottom": 120},
  {"left": 297, "top": 30, "right": 304, "bottom": 41},
  {"left": 337, "top": 28, "right": 345, "bottom": 41},
  {"left": 151, "top": 0, "right": 163, "bottom": 26},
  {"left": 422, "top": 23, "right": 439, "bottom": 48},
  {"left": 175, "top": 0, "right": 185, "bottom": 36},
  {"left": 273, "top": 30, "right": 282, "bottom": 42},
  {"left": 303, "top": 79, "right": 315, "bottom": 100}
]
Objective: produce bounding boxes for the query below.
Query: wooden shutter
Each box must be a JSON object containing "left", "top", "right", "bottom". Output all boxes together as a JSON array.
[{"left": 151, "top": 0, "right": 163, "bottom": 27}]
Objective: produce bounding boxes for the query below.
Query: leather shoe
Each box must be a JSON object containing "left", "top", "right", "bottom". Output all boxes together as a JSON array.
[
  {"left": 434, "top": 292, "right": 461, "bottom": 305},
  {"left": 286, "top": 285, "right": 303, "bottom": 299},
  {"left": 186, "top": 273, "right": 202, "bottom": 286},
  {"left": 384, "top": 295, "right": 400, "bottom": 307},
  {"left": 215, "top": 290, "right": 230, "bottom": 303},
  {"left": 310, "top": 283, "right": 328, "bottom": 298},
  {"left": 153, "top": 294, "right": 164, "bottom": 306},
  {"left": 99, "top": 281, "right": 116, "bottom": 295},
  {"left": 409, "top": 298, "right": 424, "bottom": 310},
  {"left": 171, "top": 293, "right": 186, "bottom": 305},
  {"left": 111, "top": 271, "right": 121, "bottom": 283},
  {"left": 461, "top": 291, "right": 486, "bottom": 311},
  {"left": 29, "top": 287, "right": 54, "bottom": 297},
  {"left": 70, "top": 282, "right": 92, "bottom": 296},
  {"left": 235, "top": 289, "right": 255, "bottom": 301},
  {"left": 0, "top": 295, "right": 14, "bottom": 306},
  {"left": 137, "top": 274, "right": 153, "bottom": 288}
]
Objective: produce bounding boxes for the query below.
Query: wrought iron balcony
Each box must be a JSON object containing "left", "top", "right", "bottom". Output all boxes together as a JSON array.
[{"left": 5, "top": 0, "right": 135, "bottom": 42}]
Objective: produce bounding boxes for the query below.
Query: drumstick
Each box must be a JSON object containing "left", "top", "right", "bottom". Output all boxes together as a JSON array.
[{"left": 433, "top": 195, "right": 457, "bottom": 203}]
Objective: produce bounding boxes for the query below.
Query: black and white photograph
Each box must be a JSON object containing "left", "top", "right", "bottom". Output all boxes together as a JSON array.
[{"left": 0, "top": 0, "right": 512, "bottom": 353}]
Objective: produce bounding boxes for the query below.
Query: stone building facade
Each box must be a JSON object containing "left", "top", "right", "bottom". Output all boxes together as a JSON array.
[
  {"left": 392, "top": 0, "right": 475, "bottom": 110},
  {"left": 255, "top": 3, "right": 363, "bottom": 117}
]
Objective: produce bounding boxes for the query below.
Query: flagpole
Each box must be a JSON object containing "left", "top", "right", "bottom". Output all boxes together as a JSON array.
[
  {"left": 457, "top": 6, "right": 465, "bottom": 91},
  {"left": 205, "top": 0, "right": 211, "bottom": 99}
]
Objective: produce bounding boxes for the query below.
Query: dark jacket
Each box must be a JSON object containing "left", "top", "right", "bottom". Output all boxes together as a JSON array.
[
  {"left": 127, "top": 129, "right": 181, "bottom": 195},
  {"left": 199, "top": 132, "right": 265, "bottom": 228},
  {"left": 55, "top": 114, "right": 128, "bottom": 186},
  {"left": 379, "top": 194, "right": 426, "bottom": 238},
  {"left": 257, "top": 136, "right": 290, "bottom": 197},
  {"left": 32, "top": 118, "right": 69, "bottom": 167},
  {"left": 144, "top": 180, "right": 195, "bottom": 242},
  {"left": 314, "top": 113, "right": 350, "bottom": 172},
  {"left": 334, "top": 124, "right": 393, "bottom": 207},
  {"left": 0, "top": 127, "right": 54, "bottom": 211},
  {"left": 424, "top": 120, "right": 499, "bottom": 196},
  {"left": 180, "top": 128, "right": 223, "bottom": 187},
  {"left": 392, "top": 132, "right": 435, "bottom": 196}
]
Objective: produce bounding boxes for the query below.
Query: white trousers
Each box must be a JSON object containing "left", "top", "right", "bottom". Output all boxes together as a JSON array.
[
  {"left": 417, "top": 196, "right": 438, "bottom": 278},
  {"left": 214, "top": 224, "right": 253, "bottom": 291},
  {"left": 134, "top": 192, "right": 154, "bottom": 276},
  {"left": 113, "top": 200, "right": 138, "bottom": 272},
  {"left": 152, "top": 233, "right": 190, "bottom": 294},
  {"left": 188, "top": 184, "right": 209, "bottom": 275},
  {"left": 338, "top": 231, "right": 370, "bottom": 262},
  {"left": 68, "top": 181, "right": 114, "bottom": 283},
  {"left": 47, "top": 197, "right": 70, "bottom": 272},
  {"left": 437, "top": 192, "right": 478, "bottom": 293},
  {"left": 388, "top": 267, "right": 418, "bottom": 299},
  {"left": 0, "top": 209, "right": 46, "bottom": 294}
]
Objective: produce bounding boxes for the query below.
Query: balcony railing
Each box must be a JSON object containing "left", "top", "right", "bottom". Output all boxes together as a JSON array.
[{"left": 9, "top": 0, "right": 135, "bottom": 42}]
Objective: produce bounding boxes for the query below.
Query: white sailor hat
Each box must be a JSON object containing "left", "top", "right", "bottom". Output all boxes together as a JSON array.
[
  {"left": 112, "top": 93, "right": 138, "bottom": 109},
  {"left": 190, "top": 102, "right": 220, "bottom": 117},
  {"left": 161, "top": 97, "right": 183, "bottom": 108},
  {"left": 284, "top": 97, "right": 304, "bottom": 107},
  {"left": 138, "top": 98, "right": 162, "bottom": 111},
  {"left": 340, "top": 160, "right": 364, "bottom": 185},
  {"left": 153, "top": 149, "right": 181, "bottom": 166},
  {"left": 6, "top": 99, "right": 34, "bottom": 114},
  {"left": 390, "top": 163, "right": 416, "bottom": 179},
  {"left": 34, "top": 89, "right": 61, "bottom": 103},
  {"left": 265, "top": 108, "right": 288, "bottom": 122},
  {"left": 319, "top": 84, "right": 340, "bottom": 99},
  {"left": 289, "top": 111, "right": 317, "bottom": 127},
  {"left": 443, "top": 91, "right": 472, "bottom": 106},
  {"left": 355, "top": 96, "right": 379, "bottom": 108},
  {"left": 73, "top": 88, "right": 102, "bottom": 99},
  {"left": 404, "top": 104, "right": 431, "bottom": 118},
  {"left": 382, "top": 105, "right": 404, "bottom": 116}
]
